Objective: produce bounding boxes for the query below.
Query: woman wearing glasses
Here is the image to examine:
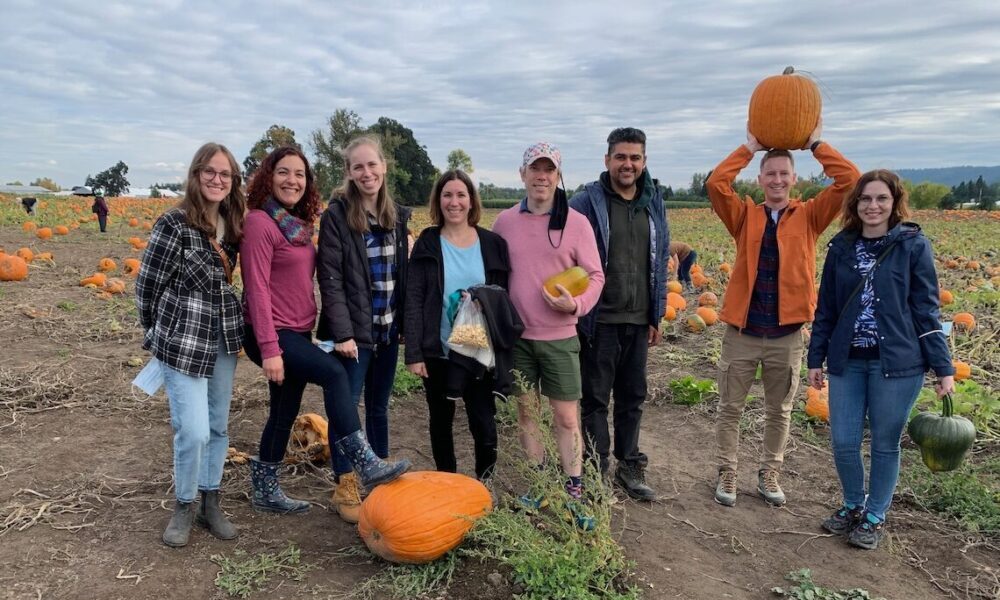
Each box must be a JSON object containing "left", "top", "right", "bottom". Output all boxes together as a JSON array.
[
  {"left": 317, "top": 136, "right": 411, "bottom": 523},
  {"left": 241, "top": 147, "right": 409, "bottom": 516},
  {"left": 807, "top": 169, "right": 954, "bottom": 550},
  {"left": 136, "top": 143, "right": 247, "bottom": 547}
]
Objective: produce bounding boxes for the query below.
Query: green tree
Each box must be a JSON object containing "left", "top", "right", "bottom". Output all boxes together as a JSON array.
[
  {"left": 369, "top": 117, "right": 437, "bottom": 206},
  {"left": 244, "top": 124, "right": 300, "bottom": 180},
  {"left": 30, "top": 177, "right": 60, "bottom": 191},
  {"left": 689, "top": 172, "right": 708, "bottom": 197},
  {"left": 446, "top": 149, "right": 474, "bottom": 173},
  {"left": 311, "top": 109, "right": 366, "bottom": 201},
  {"left": 150, "top": 187, "right": 162, "bottom": 198},
  {"left": 85, "top": 161, "right": 130, "bottom": 196},
  {"left": 909, "top": 181, "right": 951, "bottom": 209},
  {"left": 733, "top": 179, "right": 764, "bottom": 204},
  {"left": 5, "top": 180, "right": 23, "bottom": 185}
]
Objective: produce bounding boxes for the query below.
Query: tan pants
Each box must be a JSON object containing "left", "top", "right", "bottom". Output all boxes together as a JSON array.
[{"left": 715, "top": 326, "right": 803, "bottom": 473}]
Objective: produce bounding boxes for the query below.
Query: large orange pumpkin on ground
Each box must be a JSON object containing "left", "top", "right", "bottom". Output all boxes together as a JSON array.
[
  {"left": 543, "top": 266, "right": 589, "bottom": 297},
  {"left": 0, "top": 255, "right": 29, "bottom": 281},
  {"left": 748, "top": 66, "right": 822, "bottom": 150},
  {"left": 698, "top": 292, "right": 718, "bottom": 307},
  {"left": 666, "top": 292, "right": 687, "bottom": 311},
  {"left": 358, "top": 471, "right": 492, "bottom": 564}
]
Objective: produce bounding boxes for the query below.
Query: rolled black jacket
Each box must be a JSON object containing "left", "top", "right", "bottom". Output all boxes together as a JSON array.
[
  {"left": 404, "top": 226, "right": 511, "bottom": 365},
  {"left": 807, "top": 222, "right": 954, "bottom": 378},
  {"left": 316, "top": 198, "right": 410, "bottom": 348}
]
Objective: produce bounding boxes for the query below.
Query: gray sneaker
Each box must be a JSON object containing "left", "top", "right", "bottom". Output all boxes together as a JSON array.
[
  {"left": 714, "top": 469, "right": 737, "bottom": 506},
  {"left": 821, "top": 506, "right": 863, "bottom": 536},
  {"left": 757, "top": 469, "right": 786, "bottom": 506}
]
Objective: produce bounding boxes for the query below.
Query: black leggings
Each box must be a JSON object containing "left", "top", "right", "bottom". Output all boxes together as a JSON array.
[
  {"left": 244, "top": 326, "right": 359, "bottom": 463},
  {"left": 423, "top": 358, "right": 497, "bottom": 479}
]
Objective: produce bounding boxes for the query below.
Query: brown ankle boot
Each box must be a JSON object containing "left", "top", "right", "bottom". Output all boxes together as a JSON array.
[{"left": 331, "top": 472, "right": 362, "bottom": 523}]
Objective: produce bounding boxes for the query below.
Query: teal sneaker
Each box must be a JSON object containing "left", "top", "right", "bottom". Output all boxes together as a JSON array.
[
  {"left": 517, "top": 492, "right": 549, "bottom": 511},
  {"left": 565, "top": 500, "right": 596, "bottom": 532}
]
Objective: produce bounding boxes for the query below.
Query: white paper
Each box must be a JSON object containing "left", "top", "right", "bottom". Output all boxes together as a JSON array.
[
  {"left": 132, "top": 357, "right": 164, "bottom": 396},
  {"left": 942, "top": 321, "right": 953, "bottom": 336}
]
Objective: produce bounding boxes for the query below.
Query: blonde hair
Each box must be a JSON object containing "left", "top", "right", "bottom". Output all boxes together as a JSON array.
[{"left": 336, "top": 136, "right": 397, "bottom": 233}]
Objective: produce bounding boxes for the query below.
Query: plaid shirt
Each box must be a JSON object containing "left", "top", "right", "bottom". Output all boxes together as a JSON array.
[
  {"left": 135, "top": 208, "right": 244, "bottom": 378},
  {"left": 364, "top": 214, "right": 397, "bottom": 344},
  {"left": 743, "top": 207, "right": 802, "bottom": 338}
]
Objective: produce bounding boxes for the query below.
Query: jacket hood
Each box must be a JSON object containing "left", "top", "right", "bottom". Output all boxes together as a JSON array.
[{"left": 599, "top": 170, "right": 655, "bottom": 211}]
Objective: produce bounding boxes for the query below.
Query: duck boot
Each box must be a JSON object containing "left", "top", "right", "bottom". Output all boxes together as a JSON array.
[{"left": 330, "top": 472, "right": 362, "bottom": 524}]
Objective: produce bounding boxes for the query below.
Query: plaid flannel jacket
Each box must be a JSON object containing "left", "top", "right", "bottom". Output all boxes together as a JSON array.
[{"left": 135, "top": 208, "right": 244, "bottom": 378}]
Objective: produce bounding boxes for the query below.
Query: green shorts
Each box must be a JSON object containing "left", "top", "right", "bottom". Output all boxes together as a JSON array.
[{"left": 512, "top": 336, "right": 582, "bottom": 400}]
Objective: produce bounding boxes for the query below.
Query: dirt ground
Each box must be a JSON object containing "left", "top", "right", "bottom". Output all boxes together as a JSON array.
[{"left": 1, "top": 229, "right": 997, "bottom": 600}]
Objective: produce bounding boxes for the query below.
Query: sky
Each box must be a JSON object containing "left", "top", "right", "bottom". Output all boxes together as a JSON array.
[{"left": 2, "top": 0, "right": 999, "bottom": 194}]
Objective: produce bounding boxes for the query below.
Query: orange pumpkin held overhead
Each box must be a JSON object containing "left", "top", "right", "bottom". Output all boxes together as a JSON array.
[
  {"left": 543, "top": 266, "right": 589, "bottom": 297},
  {"left": 0, "top": 255, "right": 29, "bottom": 281},
  {"left": 748, "top": 66, "right": 822, "bottom": 150},
  {"left": 358, "top": 471, "right": 492, "bottom": 564}
]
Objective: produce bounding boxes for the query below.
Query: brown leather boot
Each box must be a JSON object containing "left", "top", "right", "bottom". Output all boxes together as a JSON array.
[{"left": 330, "top": 472, "right": 362, "bottom": 524}]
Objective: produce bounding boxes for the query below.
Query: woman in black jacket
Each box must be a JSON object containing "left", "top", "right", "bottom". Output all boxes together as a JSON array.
[
  {"left": 404, "top": 170, "right": 511, "bottom": 480},
  {"left": 807, "top": 170, "right": 954, "bottom": 550},
  {"left": 317, "top": 136, "right": 410, "bottom": 522}
]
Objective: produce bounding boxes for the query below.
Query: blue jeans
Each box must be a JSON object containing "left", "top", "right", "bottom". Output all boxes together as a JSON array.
[
  {"left": 828, "top": 358, "right": 923, "bottom": 521},
  {"left": 678, "top": 250, "right": 698, "bottom": 284},
  {"left": 331, "top": 339, "right": 399, "bottom": 475},
  {"left": 162, "top": 336, "right": 237, "bottom": 503}
]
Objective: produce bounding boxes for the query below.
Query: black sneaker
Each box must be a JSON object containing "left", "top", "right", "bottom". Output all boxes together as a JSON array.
[
  {"left": 613, "top": 464, "right": 656, "bottom": 502},
  {"left": 821, "top": 506, "right": 863, "bottom": 536},
  {"left": 848, "top": 514, "right": 885, "bottom": 550}
]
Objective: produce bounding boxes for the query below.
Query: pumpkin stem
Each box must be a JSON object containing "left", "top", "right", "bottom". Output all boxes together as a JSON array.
[
  {"left": 783, "top": 66, "right": 795, "bottom": 75},
  {"left": 941, "top": 394, "right": 953, "bottom": 418}
]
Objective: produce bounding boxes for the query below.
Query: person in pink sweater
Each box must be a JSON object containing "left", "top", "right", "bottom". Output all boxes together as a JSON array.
[
  {"left": 492, "top": 142, "right": 605, "bottom": 530},
  {"left": 240, "top": 147, "right": 409, "bottom": 515}
]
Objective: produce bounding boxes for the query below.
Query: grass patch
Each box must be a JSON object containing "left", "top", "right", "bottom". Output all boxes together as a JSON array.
[
  {"left": 772, "top": 568, "right": 884, "bottom": 599},
  {"left": 211, "top": 543, "right": 311, "bottom": 599},
  {"left": 668, "top": 375, "right": 718, "bottom": 406},
  {"left": 392, "top": 358, "right": 424, "bottom": 396},
  {"left": 900, "top": 452, "right": 1000, "bottom": 534},
  {"left": 345, "top": 548, "right": 461, "bottom": 600}
]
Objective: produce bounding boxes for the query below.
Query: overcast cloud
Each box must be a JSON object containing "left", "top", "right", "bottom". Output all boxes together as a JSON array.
[{"left": 2, "top": 0, "right": 998, "bottom": 193}]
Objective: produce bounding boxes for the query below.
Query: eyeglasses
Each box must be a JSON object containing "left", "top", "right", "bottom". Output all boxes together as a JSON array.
[
  {"left": 857, "top": 195, "right": 892, "bottom": 206},
  {"left": 200, "top": 167, "right": 233, "bottom": 182}
]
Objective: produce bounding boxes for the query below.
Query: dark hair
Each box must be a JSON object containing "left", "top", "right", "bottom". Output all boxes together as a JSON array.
[
  {"left": 607, "top": 127, "right": 647, "bottom": 154},
  {"left": 246, "top": 146, "right": 321, "bottom": 223},
  {"left": 759, "top": 149, "right": 795, "bottom": 170},
  {"left": 428, "top": 170, "right": 482, "bottom": 227},
  {"left": 179, "top": 142, "right": 246, "bottom": 245},
  {"left": 841, "top": 169, "right": 910, "bottom": 232}
]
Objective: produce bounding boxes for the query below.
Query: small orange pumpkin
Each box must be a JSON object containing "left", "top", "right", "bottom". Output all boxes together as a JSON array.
[
  {"left": 80, "top": 272, "right": 108, "bottom": 288},
  {"left": 128, "top": 217, "right": 139, "bottom": 227},
  {"left": 358, "top": 471, "right": 492, "bottom": 564},
  {"left": 36, "top": 227, "right": 53, "bottom": 240},
  {"left": 15, "top": 248, "right": 34, "bottom": 263},
  {"left": 98, "top": 258, "right": 117, "bottom": 273},
  {"left": 685, "top": 314, "right": 707, "bottom": 332},
  {"left": 666, "top": 280, "right": 683, "bottom": 294},
  {"left": 698, "top": 291, "right": 719, "bottom": 307},
  {"left": 667, "top": 291, "right": 687, "bottom": 311},
  {"left": 0, "top": 255, "right": 29, "bottom": 281},
  {"left": 54, "top": 225, "right": 70, "bottom": 235},
  {"left": 719, "top": 262, "right": 732, "bottom": 275},
  {"left": 663, "top": 305, "right": 677, "bottom": 321},
  {"left": 952, "top": 312, "right": 976, "bottom": 333},
  {"left": 939, "top": 290, "right": 954, "bottom": 306},
  {"left": 104, "top": 278, "right": 126, "bottom": 294},
  {"left": 543, "top": 266, "right": 590, "bottom": 297},
  {"left": 696, "top": 306, "right": 719, "bottom": 326},
  {"left": 805, "top": 387, "right": 830, "bottom": 422},
  {"left": 748, "top": 66, "right": 822, "bottom": 150},
  {"left": 285, "top": 413, "right": 331, "bottom": 464},
  {"left": 22, "top": 221, "right": 37, "bottom": 232},
  {"left": 952, "top": 360, "right": 971, "bottom": 381},
  {"left": 123, "top": 258, "right": 141, "bottom": 276}
]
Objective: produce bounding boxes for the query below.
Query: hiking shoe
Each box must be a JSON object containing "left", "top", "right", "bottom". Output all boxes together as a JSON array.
[
  {"left": 614, "top": 463, "right": 656, "bottom": 502},
  {"left": 517, "top": 492, "right": 549, "bottom": 511},
  {"left": 848, "top": 514, "right": 885, "bottom": 550},
  {"left": 565, "top": 500, "right": 596, "bottom": 532},
  {"left": 821, "top": 506, "right": 863, "bottom": 536},
  {"left": 714, "top": 469, "right": 737, "bottom": 507},
  {"left": 757, "top": 469, "right": 786, "bottom": 506}
]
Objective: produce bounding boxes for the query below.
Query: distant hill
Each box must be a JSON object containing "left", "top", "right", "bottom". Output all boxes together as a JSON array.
[{"left": 896, "top": 166, "right": 1000, "bottom": 187}]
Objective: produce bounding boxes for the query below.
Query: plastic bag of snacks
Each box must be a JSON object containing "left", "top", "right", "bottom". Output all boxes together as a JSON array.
[{"left": 447, "top": 293, "right": 494, "bottom": 368}]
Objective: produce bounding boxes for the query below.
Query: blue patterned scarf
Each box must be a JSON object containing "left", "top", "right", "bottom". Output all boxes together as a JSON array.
[{"left": 264, "top": 198, "right": 313, "bottom": 246}]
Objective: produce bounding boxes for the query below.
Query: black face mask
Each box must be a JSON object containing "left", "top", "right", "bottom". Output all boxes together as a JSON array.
[{"left": 547, "top": 176, "right": 568, "bottom": 248}]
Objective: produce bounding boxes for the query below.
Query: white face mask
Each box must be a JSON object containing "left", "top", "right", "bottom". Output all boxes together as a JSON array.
[{"left": 132, "top": 357, "right": 164, "bottom": 396}]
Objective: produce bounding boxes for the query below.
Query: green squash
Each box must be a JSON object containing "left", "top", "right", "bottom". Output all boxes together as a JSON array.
[{"left": 907, "top": 394, "right": 976, "bottom": 472}]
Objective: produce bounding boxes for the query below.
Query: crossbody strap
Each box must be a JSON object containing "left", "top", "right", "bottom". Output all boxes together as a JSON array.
[
  {"left": 837, "top": 241, "right": 897, "bottom": 322},
  {"left": 208, "top": 238, "right": 234, "bottom": 285}
]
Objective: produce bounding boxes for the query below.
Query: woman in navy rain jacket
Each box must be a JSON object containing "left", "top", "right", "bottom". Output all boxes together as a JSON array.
[{"left": 807, "top": 169, "right": 954, "bottom": 550}]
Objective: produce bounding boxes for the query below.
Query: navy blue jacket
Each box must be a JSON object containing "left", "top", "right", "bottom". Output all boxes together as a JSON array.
[
  {"left": 807, "top": 222, "right": 954, "bottom": 378},
  {"left": 570, "top": 171, "right": 669, "bottom": 336}
]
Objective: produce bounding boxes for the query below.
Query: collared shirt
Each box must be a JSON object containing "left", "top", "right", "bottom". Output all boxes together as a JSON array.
[
  {"left": 743, "top": 206, "right": 802, "bottom": 338},
  {"left": 364, "top": 213, "right": 397, "bottom": 344},
  {"left": 519, "top": 198, "right": 553, "bottom": 215}
]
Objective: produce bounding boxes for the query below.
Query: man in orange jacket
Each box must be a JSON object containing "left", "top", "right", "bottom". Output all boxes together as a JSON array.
[{"left": 706, "top": 119, "right": 860, "bottom": 507}]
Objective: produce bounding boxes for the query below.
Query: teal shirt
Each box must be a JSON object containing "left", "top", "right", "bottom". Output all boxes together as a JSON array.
[{"left": 440, "top": 237, "right": 486, "bottom": 355}]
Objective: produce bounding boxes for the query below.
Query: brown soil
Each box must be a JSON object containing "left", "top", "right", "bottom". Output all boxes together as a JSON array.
[{"left": 1, "top": 228, "right": 996, "bottom": 600}]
